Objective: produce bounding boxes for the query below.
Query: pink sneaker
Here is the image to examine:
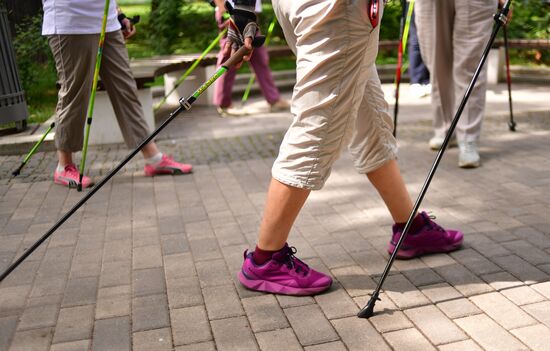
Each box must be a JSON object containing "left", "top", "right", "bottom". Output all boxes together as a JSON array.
[
  {"left": 238, "top": 244, "right": 332, "bottom": 296},
  {"left": 54, "top": 164, "right": 93, "bottom": 189},
  {"left": 143, "top": 154, "right": 192, "bottom": 176},
  {"left": 388, "top": 212, "right": 463, "bottom": 259}
]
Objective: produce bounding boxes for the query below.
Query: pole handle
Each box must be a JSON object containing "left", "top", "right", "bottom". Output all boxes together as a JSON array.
[{"left": 222, "top": 37, "right": 265, "bottom": 69}]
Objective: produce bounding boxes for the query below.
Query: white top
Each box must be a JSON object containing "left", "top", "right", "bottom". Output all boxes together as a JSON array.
[
  {"left": 227, "top": 0, "right": 262, "bottom": 13},
  {"left": 42, "top": 0, "right": 121, "bottom": 35}
]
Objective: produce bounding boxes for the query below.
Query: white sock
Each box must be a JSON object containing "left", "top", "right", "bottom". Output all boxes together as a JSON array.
[
  {"left": 145, "top": 152, "right": 163, "bottom": 165},
  {"left": 57, "top": 164, "right": 66, "bottom": 173}
]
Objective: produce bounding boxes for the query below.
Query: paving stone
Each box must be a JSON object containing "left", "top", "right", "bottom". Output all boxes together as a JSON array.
[
  {"left": 276, "top": 295, "right": 315, "bottom": 308},
  {"left": 132, "top": 294, "right": 170, "bottom": 332},
  {"left": 133, "top": 328, "right": 173, "bottom": 351},
  {"left": 171, "top": 306, "right": 212, "bottom": 346},
  {"left": 404, "top": 305, "right": 467, "bottom": 345},
  {"left": 102, "top": 240, "right": 131, "bottom": 263},
  {"left": 331, "top": 316, "right": 391, "bottom": 351},
  {"left": 436, "top": 298, "right": 483, "bottom": 320},
  {"left": 166, "top": 276, "right": 203, "bottom": 308},
  {"left": 332, "top": 265, "right": 377, "bottom": 297},
  {"left": 163, "top": 253, "right": 196, "bottom": 281},
  {"left": 133, "top": 245, "right": 163, "bottom": 270},
  {"left": 383, "top": 328, "right": 436, "bottom": 351},
  {"left": 17, "top": 304, "right": 59, "bottom": 330},
  {"left": 522, "top": 301, "right": 550, "bottom": 328},
  {"left": 0, "top": 285, "right": 31, "bottom": 317},
  {"left": 531, "top": 281, "right": 550, "bottom": 299},
  {"left": 174, "top": 341, "right": 217, "bottom": 351},
  {"left": 284, "top": 304, "right": 339, "bottom": 346},
  {"left": 132, "top": 268, "right": 166, "bottom": 297},
  {"left": 501, "top": 285, "right": 546, "bottom": 306},
  {"left": 202, "top": 285, "right": 244, "bottom": 320},
  {"left": 99, "top": 260, "right": 131, "bottom": 288},
  {"left": 455, "top": 314, "right": 529, "bottom": 351},
  {"left": 95, "top": 285, "right": 131, "bottom": 320},
  {"left": 0, "top": 315, "right": 18, "bottom": 351},
  {"left": 304, "top": 341, "right": 347, "bottom": 351},
  {"left": 381, "top": 274, "right": 431, "bottom": 309},
  {"left": 510, "top": 324, "right": 550, "bottom": 351},
  {"left": 354, "top": 294, "right": 413, "bottom": 333},
  {"left": 314, "top": 285, "right": 358, "bottom": 320},
  {"left": 188, "top": 237, "right": 223, "bottom": 261},
  {"left": 50, "top": 340, "right": 91, "bottom": 351},
  {"left": 62, "top": 276, "right": 98, "bottom": 307},
  {"left": 91, "top": 316, "right": 131, "bottom": 351},
  {"left": 210, "top": 316, "right": 258, "bottom": 351},
  {"left": 469, "top": 292, "right": 538, "bottom": 330},
  {"left": 393, "top": 258, "right": 444, "bottom": 287},
  {"left": 428, "top": 261, "right": 494, "bottom": 297},
  {"left": 492, "top": 255, "right": 548, "bottom": 284},
  {"left": 314, "top": 243, "right": 355, "bottom": 269},
  {"left": 420, "top": 283, "right": 462, "bottom": 303},
  {"left": 8, "top": 327, "right": 53, "bottom": 351},
  {"left": 195, "top": 259, "right": 232, "bottom": 288},
  {"left": 502, "top": 240, "right": 550, "bottom": 266},
  {"left": 437, "top": 339, "right": 483, "bottom": 351},
  {"left": 254, "top": 328, "right": 302, "bottom": 351},
  {"left": 481, "top": 271, "right": 525, "bottom": 291},
  {"left": 161, "top": 234, "right": 189, "bottom": 255},
  {"left": 242, "top": 295, "right": 289, "bottom": 332},
  {"left": 53, "top": 305, "right": 95, "bottom": 343},
  {"left": 450, "top": 248, "right": 502, "bottom": 275}
]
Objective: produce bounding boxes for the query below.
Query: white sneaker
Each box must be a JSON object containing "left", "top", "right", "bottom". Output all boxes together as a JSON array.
[
  {"left": 217, "top": 106, "right": 248, "bottom": 118},
  {"left": 424, "top": 83, "right": 432, "bottom": 96},
  {"left": 429, "top": 135, "right": 458, "bottom": 150},
  {"left": 410, "top": 84, "right": 429, "bottom": 99},
  {"left": 458, "top": 141, "right": 481, "bottom": 168},
  {"left": 270, "top": 99, "right": 290, "bottom": 112}
]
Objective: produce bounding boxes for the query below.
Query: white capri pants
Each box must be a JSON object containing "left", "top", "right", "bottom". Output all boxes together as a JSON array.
[{"left": 272, "top": 0, "right": 398, "bottom": 190}]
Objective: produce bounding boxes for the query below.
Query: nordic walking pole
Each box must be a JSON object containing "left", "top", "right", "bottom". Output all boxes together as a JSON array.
[
  {"left": 77, "top": 0, "right": 110, "bottom": 192},
  {"left": 503, "top": 24, "right": 516, "bottom": 131},
  {"left": 0, "top": 43, "right": 262, "bottom": 283},
  {"left": 393, "top": 0, "right": 415, "bottom": 138},
  {"left": 154, "top": 28, "right": 227, "bottom": 111},
  {"left": 241, "top": 17, "right": 277, "bottom": 105},
  {"left": 358, "top": 0, "right": 512, "bottom": 319},
  {"left": 11, "top": 122, "right": 55, "bottom": 177}
]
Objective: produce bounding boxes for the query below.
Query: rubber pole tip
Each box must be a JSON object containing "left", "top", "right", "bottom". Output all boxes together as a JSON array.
[
  {"left": 76, "top": 184, "right": 82, "bottom": 192},
  {"left": 508, "top": 122, "right": 516, "bottom": 132},
  {"left": 357, "top": 302, "right": 376, "bottom": 319}
]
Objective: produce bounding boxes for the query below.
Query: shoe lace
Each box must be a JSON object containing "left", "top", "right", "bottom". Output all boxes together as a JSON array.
[
  {"left": 426, "top": 212, "right": 446, "bottom": 233},
  {"left": 279, "top": 246, "right": 309, "bottom": 276},
  {"left": 64, "top": 164, "right": 79, "bottom": 177},
  {"left": 462, "top": 141, "right": 477, "bottom": 154}
]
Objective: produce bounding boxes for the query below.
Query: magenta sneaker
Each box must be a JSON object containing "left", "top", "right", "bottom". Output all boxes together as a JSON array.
[
  {"left": 143, "top": 154, "right": 192, "bottom": 176},
  {"left": 388, "top": 212, "right": 463, "bottom": 259},
  {"left": 54, "top": 164, "right": 93, "bottom": 189},
  {"left": 238, "top": 244, "right": 333, "bottom": 296}
]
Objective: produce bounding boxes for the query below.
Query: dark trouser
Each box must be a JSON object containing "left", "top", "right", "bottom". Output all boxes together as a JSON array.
[{"left": 408, "top": 10, "right": 430, "bottom": 85}]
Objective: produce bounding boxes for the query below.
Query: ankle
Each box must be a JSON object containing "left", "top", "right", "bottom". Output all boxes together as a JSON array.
[
  {"left": 252, "top": 245, "right": 281, "bottom": 265},
  {"left": 394, "top": 212, "right": 426, "bottom": 234}
]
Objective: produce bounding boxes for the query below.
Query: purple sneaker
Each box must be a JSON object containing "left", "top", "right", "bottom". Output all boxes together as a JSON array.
[
  {"left": 388, "top": 212, "right": 463, "bottom": 259},
  {"left": 238, "top": 244, "right": 332, "bottom": 295}
]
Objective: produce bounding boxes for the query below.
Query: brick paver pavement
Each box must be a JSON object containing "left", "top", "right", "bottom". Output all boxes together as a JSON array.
[{"left": 1, "top": 84, "right": 550, "bottom": 350}]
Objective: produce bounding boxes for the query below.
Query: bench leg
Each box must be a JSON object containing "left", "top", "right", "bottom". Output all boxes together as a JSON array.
[{"left": 163, "top": 66, "right": 217, "bottom": 107}]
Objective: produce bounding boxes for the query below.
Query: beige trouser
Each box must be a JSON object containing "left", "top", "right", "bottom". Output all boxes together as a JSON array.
[
  {"left": 48, "top": 31, "right": 150, "bottom": 152},
  {"left": 272, "top": 0, "right": 397, "bottom": 190},
  {"left": 415, "top": 0, "right": 496, "bottom": 142}
]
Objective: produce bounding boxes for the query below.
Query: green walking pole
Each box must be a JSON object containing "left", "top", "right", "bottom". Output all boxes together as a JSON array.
[
  {"left": 241, "top": 17, "right": 277, "bottom": 105},
  {"left": 1, "top": 42, "right": 263, "bottom": 283},
  {"left": 77, "top": 0, "right": 110, "bottom": 192},
  {"left": 393, "top": 0, "right": 415, "bottom": 138},
  {"left": 154, "top": 28, "right": 227, "bottom": 111},
  {"left": 11, "top": 122, "right": 55, "bottom": 177}
]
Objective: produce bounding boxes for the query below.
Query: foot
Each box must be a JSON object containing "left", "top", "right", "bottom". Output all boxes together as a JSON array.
[
  {"left": 388, "top": 211, "right": 463, "bottom": 259},
  {"left": 429, "top": 135, "right": 458, "bottom": 151},
  {"left": 54, "top": 164, "right": 93, "bottom": 189},
  {"left": 217, "top": 106, "right": 248, "bottom": 117},
  {"left": 239, "top": 244, "right": 332, "bottom": 295},
  {"left": 143, "top": 154, "right": 192, "bottom": 176},
  {"left": 458, "top": 140, "right": 480, "bottom": 168},
  {"left": 409, "top": 83, "right": 430, "bottom": 99},
  {"left": 269, "top": 99, "right": 290, "bottom": 112}
]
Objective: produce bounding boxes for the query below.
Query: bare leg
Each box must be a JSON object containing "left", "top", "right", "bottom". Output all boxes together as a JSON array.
[
  {"left": 141, "top": 142, "right": 160, "bottom": 159},
  {"left": 366, "top": 159, "right": 414, "bottom": 223},
  {"left": 57, "top": 150, "right": 73, "bottom": 167},
  {"left": 257, "top": 179, "right": 310, "bottom": 251}
]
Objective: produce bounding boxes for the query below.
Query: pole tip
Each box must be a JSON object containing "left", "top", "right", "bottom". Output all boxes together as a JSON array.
[
  {"left": 508, "top": 121, "right": 516, "bottom": 132},
  {"left": 357, "top": 292, "right": 381, "bottom": 319}
]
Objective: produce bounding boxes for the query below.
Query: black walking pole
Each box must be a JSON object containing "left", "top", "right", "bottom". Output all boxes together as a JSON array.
[
  {"left": 0, "top": 42, "right": 263, "bottom": 282},
  {"left": 357, "top": 0, "right": 512, "bottom": 319},
  {"left": 503, "top": 25, "right": 516, "bottom": 131}
]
